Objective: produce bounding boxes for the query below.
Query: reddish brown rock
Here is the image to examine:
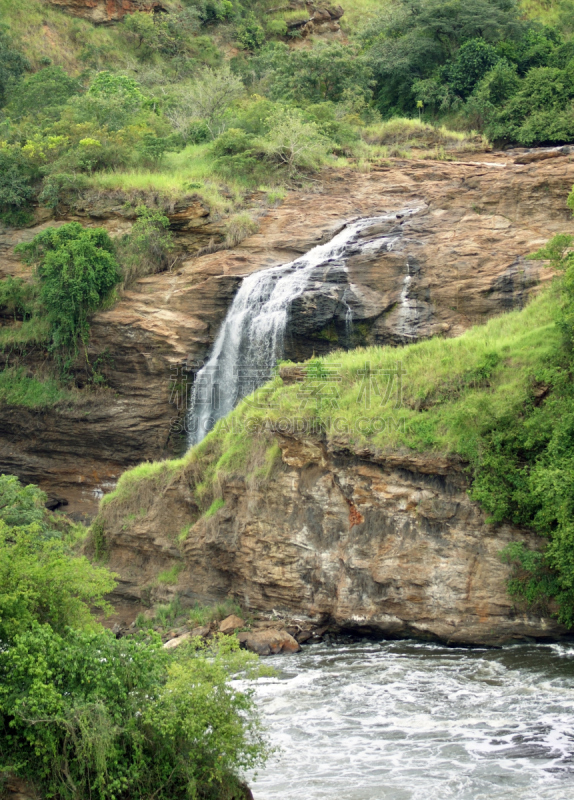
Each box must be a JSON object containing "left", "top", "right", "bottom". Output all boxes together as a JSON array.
[
  {"left": 45, "top": 0, "right": 166, "bottom": 24},
  {"left": 219, "top": 614, "right": 245, "bottom": 634}
]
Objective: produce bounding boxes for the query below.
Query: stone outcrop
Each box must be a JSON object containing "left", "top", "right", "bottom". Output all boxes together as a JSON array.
[
  {"left": 44, "top": 0, "right": 166, "bottom": 24},
  {"left": 100, "top": 431, "right": 568, "bottom": 646},
  {"left": 1, "top": 152, "right": 573, "bottom": 513}
]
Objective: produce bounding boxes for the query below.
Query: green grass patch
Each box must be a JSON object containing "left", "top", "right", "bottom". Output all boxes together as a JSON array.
[
  {"left": 156, "top": 563, "right": 185, "bottom": 585},
  {"left": 204, "top": 497, "right": 225, "bottom": 519},
  {"left": 0, "top": 366, "right": 75, "bottom": 407}
]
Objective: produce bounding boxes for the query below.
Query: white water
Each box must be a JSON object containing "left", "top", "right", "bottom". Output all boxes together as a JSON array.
[
  {"left": 186, "top": 209, "right": 420, "bottom": 445},
  {"left": 248, "top": 640, "right": 574, "bottom": 800}
]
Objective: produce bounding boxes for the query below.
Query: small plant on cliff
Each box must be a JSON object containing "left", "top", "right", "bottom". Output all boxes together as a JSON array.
[
  {"left": 116, "top": 205, "right": 175, "bottom": 287},
  {"left": 15, "top": 222, "right": 121, "bottom": 373}
]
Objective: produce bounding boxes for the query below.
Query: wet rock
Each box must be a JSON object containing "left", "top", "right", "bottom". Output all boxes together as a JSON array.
[
  {"left": 219, "top": 614, "right": 245, "bottom": 634},
  {"left": 238, "top": 629, "right": 301, "bottom": 656}
]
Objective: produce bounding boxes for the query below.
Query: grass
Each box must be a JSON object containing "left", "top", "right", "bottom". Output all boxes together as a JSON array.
[
  {"left": 187, "top": 599, "right": 244, "bottom": 628},
  {"left": 156, "top": 563, "right": 185, "bottom": 585},
  {"left": 0, "top": 317, "right": 50, "bottom": 349},
  {"left": 0, "top": 366, "right": 76, "bottom": 407},
  {"left": 0, "top": 0, "right": 140, "bottom": 73},
  {"left": 361, "top": 118, "right": 488, "bottom": 152}
]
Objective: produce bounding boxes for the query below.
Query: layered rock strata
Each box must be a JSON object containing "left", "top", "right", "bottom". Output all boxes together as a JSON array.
[
  {"left": 100, "top": 432, "right": 567, "bottom": 646},
  {"left": 1, "top": 152, "right": 573, "bottom": 511}
]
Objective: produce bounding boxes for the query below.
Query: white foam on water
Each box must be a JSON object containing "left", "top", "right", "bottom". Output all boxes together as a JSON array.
[{"left": 248, "top": 641, "right": 574, "bottom": 800}]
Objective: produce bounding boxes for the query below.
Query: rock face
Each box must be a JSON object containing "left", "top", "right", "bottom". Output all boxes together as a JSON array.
[
  {"left": 1, "top": 153, "right": 573, "bottom": 512},
  {"left": 100, "top": 432, "right": 567, "bottom": 646},
  {"left": 45, "top": 0, "right": 166, "bottom": 24}
]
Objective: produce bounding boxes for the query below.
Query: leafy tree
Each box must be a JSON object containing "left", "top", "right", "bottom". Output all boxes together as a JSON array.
[
  {"left": 444, "top": 38, "right": 500, "bottom": 98},
  {"left": 362, "top": 0, "right": 526, "bottom": 114},
  {"left": 187, "top": 64, "right": 244, "bottom": 136},
  {"left": 0, "top": 477, "right": 269, "bottom": 799},
  {"left": 0, "top": 25, "right": 28, "bottom": 107},
  {"left": 15, "top": 223, "right": 120, "bottom": 369},
  {"left": 71, "top": 71, "right": 146, "bottom": 130},
  {"left": 0, "top": 474, "right": 51, "bottom": 530},
  {"left": 250, "top": 42, "right": 373, "bottom": 105},
  {"left": 5, "top": 65, "right": 81, "bottom": 121},
  {"left": 262, "top": 107, "right": 330, "bottom": 173}
]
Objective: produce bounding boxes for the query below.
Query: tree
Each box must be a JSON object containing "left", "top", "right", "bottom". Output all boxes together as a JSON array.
[
  {"left": 5, "top": 65, "right": 81, "bottom": 121},
  {"left": 187, "top": 64, "right": 244, "bottom": 136},
  {"left": 15, "top": 223, "right": 120, "bottom": 369}
]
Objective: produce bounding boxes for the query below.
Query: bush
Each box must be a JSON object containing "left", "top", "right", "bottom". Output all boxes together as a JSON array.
[
  {"left": 0, "top": 25, "right": 28, "bottom": 107},
  {"left": 15, "top": 223, "right": 120, "bottom": 370},
  {"left": 0, "top": 148, "right": 37, "bottom": 224},
  {"left": 0, "top": 476, "right": 269, "bottom": 800},
  {"left": 5, "top": 65, "right": 81, "bottom": 121},
  {"left": 116, "top": 205, "right": 175, "bottom": 287},
  {"left": 262, "top": 107, "right": 331, "bottom": 173}
]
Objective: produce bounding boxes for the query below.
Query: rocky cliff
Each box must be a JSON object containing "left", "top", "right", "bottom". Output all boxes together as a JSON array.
[
  {"left": 1, "top": 150, "right": 572, "bottom": 513},
  {"left": 99, "top": 430, "right": 567, "bottom": 646}
]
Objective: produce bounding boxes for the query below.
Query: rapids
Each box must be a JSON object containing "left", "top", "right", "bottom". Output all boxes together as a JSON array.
[{"left": 249, "top": 640, "right": 574, "bottom": 800}]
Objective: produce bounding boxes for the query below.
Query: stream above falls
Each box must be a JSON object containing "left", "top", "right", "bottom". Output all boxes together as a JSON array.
[{"left": 247, "top": 640, "right": 574, "bottom": 800}]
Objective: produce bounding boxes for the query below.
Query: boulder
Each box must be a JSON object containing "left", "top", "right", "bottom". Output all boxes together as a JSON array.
[
  {"left": 163, "top": 632, "right": 191, "bottom": 649},
  {"left": 190, "top": 625, "right": 211, "bottom": 638},
  {"left": 219, "top": 614, "right": 245, "bottom": 634},
  {"left": 238, "top": 629, "right": 301, "bottom": 656}
]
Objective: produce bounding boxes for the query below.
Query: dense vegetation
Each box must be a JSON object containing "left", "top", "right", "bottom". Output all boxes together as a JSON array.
[
  {"left": 0, "top": 0, "right": 571, "bottom": 227},
  {"left": 0, "top": 475, "right": 269, "bottom": 799}
]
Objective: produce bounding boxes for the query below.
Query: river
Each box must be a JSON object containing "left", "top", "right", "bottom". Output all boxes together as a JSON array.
[{"left": 249, "top": 639, "right": 574, "bottom": 800}]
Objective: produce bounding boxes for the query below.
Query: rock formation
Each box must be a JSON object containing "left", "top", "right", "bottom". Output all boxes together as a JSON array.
[
  {"left": 44, "top": 0, "right": 166, "bottom": 24},
  {"left": 99, "top": 430, "right": 567, "bottom": 646},
  {"left": 1, "top": 151, "right": 572, "bottom": 513}
]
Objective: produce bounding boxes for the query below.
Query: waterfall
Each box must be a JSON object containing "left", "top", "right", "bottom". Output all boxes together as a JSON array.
[{"left": 186, "top": 209, "right": 419, "bottom": 446}]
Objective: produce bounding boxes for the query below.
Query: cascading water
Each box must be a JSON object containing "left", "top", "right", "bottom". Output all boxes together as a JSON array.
[{"left": 186, "top": 208, "right": 420, "bottom": 446}]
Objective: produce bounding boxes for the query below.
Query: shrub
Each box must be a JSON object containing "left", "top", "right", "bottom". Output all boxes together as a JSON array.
[
  {"left": 0, "top": 25, "right": 28, "bottom": 107},
  {"left": 0, "top": 148, "right": 37, "bottom": 224},
  {"left": 0, "top": 276, "right": 36, "bottom": 320},
  {"left": 5, "top": 65, "right": 81, "bottom": 121},
  {"left": 0, "top": 475, "right": 269, "bottom": 800},
  {"left": 187, "top": 65, "right": 244, "bottom": 136},
  {"left": 262, "top": 107, "right": 331, "bottom": 173},
  {"left": 116, "top": 205, "right": 175, "bottom": 287},
  {"left": 15, "top": 223, "right": 120, "bottom": 370},
  {"left": 236, "top": 15, "right": 265, "bottom": 51}
]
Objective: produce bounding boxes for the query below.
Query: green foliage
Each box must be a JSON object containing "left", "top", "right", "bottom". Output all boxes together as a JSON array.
[
  {"left": 15, "top": 223, "right": 120, "bottom": 370},
  {"left": 0, "top": 625, "right": 268, "bottom": 800},
  {"left": 5, "top": 65, "right": 80, "bottom": 121},
  {"left": 236, "top": 14, "right": 265, "bottom": 51},
  {"left": 0, "top": 513, "right": 116, "bottom": 641},
  {"left": 0, "top": 475, "right": 269, "bottom": 799},
  {"left": 0, "top": 148, "right": 37, "bottom": 223},
  {"left": 0, "top": 275, "right": 36, "bottom": 319},
  {"left": 0, "top": 24, "right": 28, "bottom": 107},
  {"left": 116, "top": 205, "right": 175, "bottom": 287}
]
